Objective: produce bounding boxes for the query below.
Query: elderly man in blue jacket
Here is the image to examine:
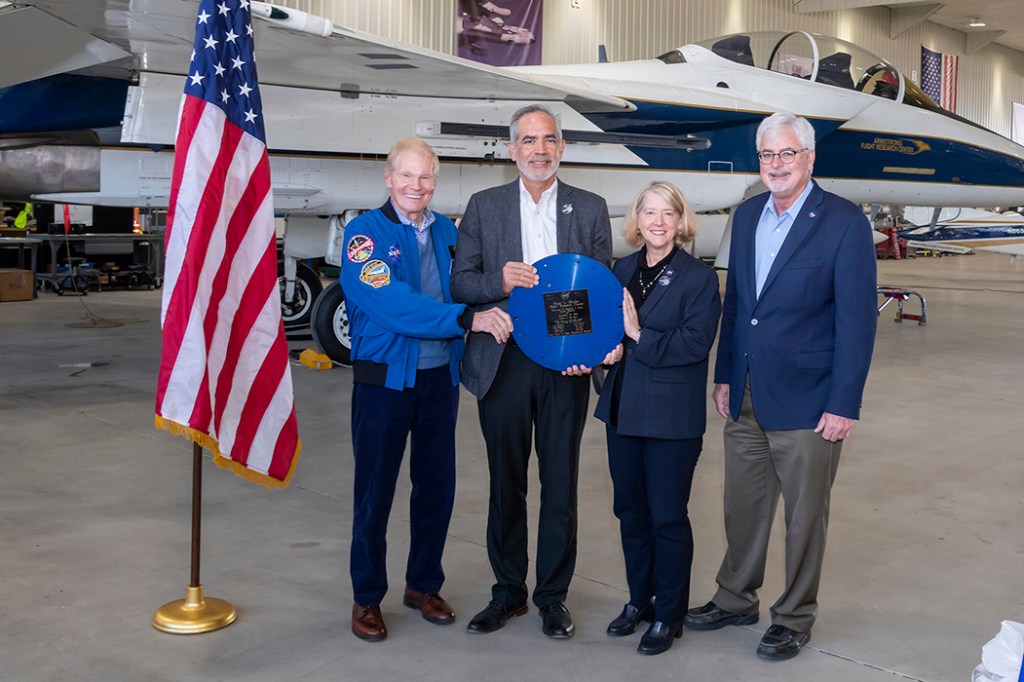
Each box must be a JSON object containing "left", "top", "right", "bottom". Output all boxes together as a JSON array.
[
  {"left": 685, "top": 112, "right": 877, "bottom": 661},
  {"left": 341, "top": 138, "right": 512, "bottom": 642}
]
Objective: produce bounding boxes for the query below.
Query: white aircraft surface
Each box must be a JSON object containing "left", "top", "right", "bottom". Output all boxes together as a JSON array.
[
  {"left": 3, "top": 1, "right": 1024, "bottom": 362},
  {"left": 900, "top": 207, "right": 1024, "bottom": 259}
]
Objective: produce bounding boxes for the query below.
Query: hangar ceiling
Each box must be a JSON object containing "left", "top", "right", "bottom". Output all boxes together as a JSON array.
[{"left": 795, "top": 0, "right": 1024, "bottom": 54}]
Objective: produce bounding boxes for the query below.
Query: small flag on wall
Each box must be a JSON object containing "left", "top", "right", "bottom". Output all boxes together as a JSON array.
[
  {"left": 154, "top": 0, "right": 301, "bottom": 489},
  {"left": 920, "top": 46, "right": 958, "bottom": 113}
]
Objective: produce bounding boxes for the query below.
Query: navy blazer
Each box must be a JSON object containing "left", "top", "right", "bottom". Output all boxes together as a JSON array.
[
  {"left": 714, "top": 184, "right": 877, "bottom": 430},
  {"left": 594, "top": 248, "right": 722, "bottom": 440}
]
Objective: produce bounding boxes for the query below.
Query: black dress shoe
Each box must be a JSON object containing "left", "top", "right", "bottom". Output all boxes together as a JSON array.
[
  {"left": 539, "top": 602, "right": 574, "bottom": 639},
  {"left": 466, "top": 599, "right": 528, "bottom": 634},
  {"left": 684, "top": 600, "right": 759, "bottom": 631},
  {"left": 637, "top": 620, "right": 683, "bottom": 655},
  {"left": 606, "top": 602, "right": 654, "bottom": 636},
  {"left": 756, "top": 624, "right": 810, "bottom": 661}
]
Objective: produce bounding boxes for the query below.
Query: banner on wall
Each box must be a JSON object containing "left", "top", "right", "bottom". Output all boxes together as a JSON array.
[
  {"left": 457, "top": 0, "right": 543, "bottom": 66},
  {"left": 920, "top": 46, "right": 958, "bottom": 113},
  {"left": 1012, "top": 103, "right": 1024, "bottom": 146}
]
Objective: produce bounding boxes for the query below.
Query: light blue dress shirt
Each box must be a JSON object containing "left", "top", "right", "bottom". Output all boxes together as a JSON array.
[{"left": 754, "top": 180, "right": 815, "bottom": 297}]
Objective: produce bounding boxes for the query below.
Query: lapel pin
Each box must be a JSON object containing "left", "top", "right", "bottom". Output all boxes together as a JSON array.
[
  {"left": 809, "top": 211, "right": 817, "bottom": 218},
  {"left": 561, "top": 203, "right": 573, "bottom": 214}
]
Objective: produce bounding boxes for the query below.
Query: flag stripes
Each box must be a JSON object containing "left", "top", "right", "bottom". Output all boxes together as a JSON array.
[
  {"left": 921, "top": 46, "right": 958, "bottom": 114},
  {"left": 155, "top": 0, "right": 300, "bottom": 488}
]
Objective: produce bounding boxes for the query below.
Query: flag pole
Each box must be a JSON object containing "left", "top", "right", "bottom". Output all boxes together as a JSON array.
[{"left": 152, "top": 443, "right": 237, "bottom": 634}]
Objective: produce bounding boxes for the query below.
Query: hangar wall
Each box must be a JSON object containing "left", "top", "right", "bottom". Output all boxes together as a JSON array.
[{"left": 280, "top": 0, "right": 1024, "bottom": 138}]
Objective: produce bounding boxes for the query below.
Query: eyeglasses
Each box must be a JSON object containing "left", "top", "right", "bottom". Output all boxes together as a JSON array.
[{"left": 756, "top": 148, "right": 809, "bottom": 164}]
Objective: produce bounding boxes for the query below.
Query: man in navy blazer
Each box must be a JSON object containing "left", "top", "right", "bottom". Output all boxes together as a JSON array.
[{"left": 685, "top": 112, "right": 877, "bottom": 661}]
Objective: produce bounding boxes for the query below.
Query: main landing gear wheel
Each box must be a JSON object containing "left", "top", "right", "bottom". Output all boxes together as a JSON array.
[
  {"left": 310, "top": 280, "right": 351, "bottom": 366},
  {"left": 278, "top": 260, "right": 323, "bottom": 328}
]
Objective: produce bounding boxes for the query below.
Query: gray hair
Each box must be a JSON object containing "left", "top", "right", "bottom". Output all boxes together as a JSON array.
[
  {"left": 509, "top": 104, "right": 562, "bottom": 142},
  {"left": 756, "top": 112, "right": 816, "bottom": 151},
  {"left": 385, "top": 138, "right": 439, "bottom": 177}
]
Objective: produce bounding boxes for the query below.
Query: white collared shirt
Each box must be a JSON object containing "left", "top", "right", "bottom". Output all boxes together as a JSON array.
[{"left": 519, "top": 178, "right": 559, "bottom": 265}]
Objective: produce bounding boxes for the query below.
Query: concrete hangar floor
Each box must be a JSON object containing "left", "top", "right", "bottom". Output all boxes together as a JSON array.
[{"left": 0, "top": 252, "right": 1021, "bottom": 682}]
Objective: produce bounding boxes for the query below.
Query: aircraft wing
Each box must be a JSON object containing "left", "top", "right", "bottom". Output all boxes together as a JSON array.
[{"left": 0, "top": 0, "right": 633, "bottom": 113}]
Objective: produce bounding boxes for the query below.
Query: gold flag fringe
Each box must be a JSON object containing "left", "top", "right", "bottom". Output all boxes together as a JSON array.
[{"left": 155, "top": 415, "right": 301, "bottom": 490}]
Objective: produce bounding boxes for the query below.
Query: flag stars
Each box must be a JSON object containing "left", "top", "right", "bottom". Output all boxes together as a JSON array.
[{"left": 183, "top": 0, "right": 265, "bottom": 138}]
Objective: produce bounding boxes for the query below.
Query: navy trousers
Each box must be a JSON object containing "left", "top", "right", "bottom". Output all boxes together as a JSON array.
[
  {"left": 606, "top": 426, "right": 702, "bottom": 623},
  {"left": 350, "top": 365, "right": 458, "bottom": 607}
]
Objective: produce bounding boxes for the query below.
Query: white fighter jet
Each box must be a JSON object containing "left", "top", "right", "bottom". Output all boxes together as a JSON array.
[
  {"left": 900, "top": 207, "right": 1024, "bottom": 259},
  {"left": 2, "top": 1, "right": 1024, "bottom": 362}
]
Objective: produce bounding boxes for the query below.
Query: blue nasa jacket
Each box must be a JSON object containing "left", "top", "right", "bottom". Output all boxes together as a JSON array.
[{"left": 340, "top": 202, "right": 471, "bottom": 391}]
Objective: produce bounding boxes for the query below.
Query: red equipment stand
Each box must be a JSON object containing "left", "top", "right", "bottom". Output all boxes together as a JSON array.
[{"left": 877, "top": 285, "right": 927, "bottom": 325}]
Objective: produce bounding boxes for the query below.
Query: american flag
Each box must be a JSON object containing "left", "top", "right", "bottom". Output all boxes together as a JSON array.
[
  {"left": 155, "top": 0, "right": 301, "bottom": 488},
  {"left": 921, "top": 46, "right": 958, "bottom": 113}
]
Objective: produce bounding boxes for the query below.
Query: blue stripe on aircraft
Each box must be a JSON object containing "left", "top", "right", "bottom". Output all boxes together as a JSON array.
[
  {"left": 0, "top": 75, "right": 129, "bottom": 134},
  {"left": 585, "top": 100, "right": 1024, "bottom": 189},
  {"left": 898, "top": 225, "right": 1024, "bottom": 240}
]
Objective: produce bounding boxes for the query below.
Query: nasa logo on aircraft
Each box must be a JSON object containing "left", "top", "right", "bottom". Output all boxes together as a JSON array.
[
  {"left": 386, "top": 244, "right": 401, "bottom": 263},
  {"left": 359, "top": 260, "right": 391, "bottom": 288},
  {"left": 347, "top": 235, "right": 375, "bottom": 263}
]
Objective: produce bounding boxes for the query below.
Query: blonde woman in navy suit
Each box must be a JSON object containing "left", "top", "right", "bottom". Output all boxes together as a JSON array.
[{"left": 594, "top": 181, "right": 721, "bottom": 655}]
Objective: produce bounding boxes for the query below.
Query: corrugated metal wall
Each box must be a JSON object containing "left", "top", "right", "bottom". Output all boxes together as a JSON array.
[{"left": 277, "top": 0, "right": 1024, "bottom": 137}]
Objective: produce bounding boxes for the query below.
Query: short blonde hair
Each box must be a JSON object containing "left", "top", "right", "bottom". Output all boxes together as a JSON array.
[
  {"left": 623, "top": 181, "right": 697, "bottom": 249},
  {"left": 385, "top": 138, "right": 439, "bottom": 177}
]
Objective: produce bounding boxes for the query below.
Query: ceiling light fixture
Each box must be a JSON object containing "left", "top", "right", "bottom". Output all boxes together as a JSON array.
[{"left": 968, "top": 18, "right": 987, "bottom": 27}]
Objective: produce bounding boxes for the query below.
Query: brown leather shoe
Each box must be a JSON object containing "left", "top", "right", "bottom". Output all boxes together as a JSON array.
[
  {"left": 402, "top": 588, "right": 456, "bottom": 625},
  {"left": 352, "top": 603, "right": 387, "bottom": 641}
]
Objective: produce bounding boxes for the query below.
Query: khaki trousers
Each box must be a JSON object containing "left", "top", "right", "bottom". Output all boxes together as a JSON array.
[{"left": 712, "top": 387, "right": 842, "bottom": 633}]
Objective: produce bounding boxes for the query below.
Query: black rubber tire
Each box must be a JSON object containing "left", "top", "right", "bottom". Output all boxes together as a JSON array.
[
  {"left": 310, "top": 280, "right": 351, "bottom": 366},
  {"left": 278, "top": 260, "right": 323, "bottom": 328}
]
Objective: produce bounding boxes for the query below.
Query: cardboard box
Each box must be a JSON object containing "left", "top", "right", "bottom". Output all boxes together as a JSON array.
[{"left": 0, "top": 269, "right": 34, "bottom": 302}]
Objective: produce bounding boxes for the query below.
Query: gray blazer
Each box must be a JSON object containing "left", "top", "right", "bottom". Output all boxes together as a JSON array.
[{"left": 451, "top": 179, "right": 613, "bottom": 399}]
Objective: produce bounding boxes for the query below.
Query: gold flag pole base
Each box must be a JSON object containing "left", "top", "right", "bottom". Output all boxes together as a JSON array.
[{"left": 152, "top": 584, "right": 237, "bottom": 635}]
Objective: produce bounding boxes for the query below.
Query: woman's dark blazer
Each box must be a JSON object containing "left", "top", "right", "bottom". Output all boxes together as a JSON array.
[{"left": 594, "top": 248, "right": 722, "bottom": 440}]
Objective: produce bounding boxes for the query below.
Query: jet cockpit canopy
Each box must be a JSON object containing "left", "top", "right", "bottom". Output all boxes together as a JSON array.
[
  {"left": 656, "top": 30, "right": 987, "bottom": 133},
  {"left": 691, "top": 31, "right": 906, "bottom": 102}
]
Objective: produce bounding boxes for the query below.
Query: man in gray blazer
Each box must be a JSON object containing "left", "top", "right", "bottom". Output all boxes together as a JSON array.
[{"left": 451, "top": 104, "right": 612, "bottom": 639}]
